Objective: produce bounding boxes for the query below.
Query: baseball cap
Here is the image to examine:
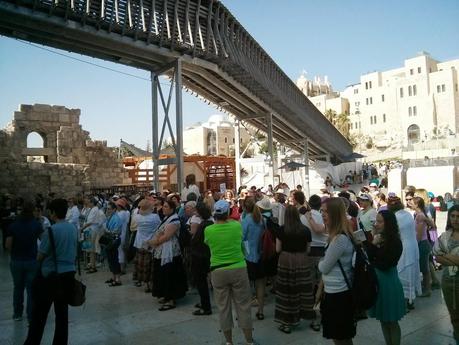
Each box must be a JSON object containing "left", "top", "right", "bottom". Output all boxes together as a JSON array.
[
  {"left": 358, "top": 193, "right": 373, "bottom": 202},
  {"left": 214, "top": 200, "right": 230, "bottom": 215}
]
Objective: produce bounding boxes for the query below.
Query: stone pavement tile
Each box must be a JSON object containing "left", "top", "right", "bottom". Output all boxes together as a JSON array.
[{"left": 403, "top": 330, "right": 456, "bottom": 345}]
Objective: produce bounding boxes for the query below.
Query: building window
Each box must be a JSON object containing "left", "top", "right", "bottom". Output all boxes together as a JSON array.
[
  {"left": 400, "top": 87, "right": 404, "bottom": 98},
  {"left": 408, "top": 106, "right": 412, "bottom": 116},
  {"left": 355, "top": 101, "right": 360, "bottom": 106},
  {"left": 418, "top": 67, "right": 421, "bottom": 73},
  {"left": 370, "top": 117, "right": 373, "bottom": 125},
  {"left": 442, "top": 84, "right": 446, "bottom": 92},
  {"left": 374, "top": 115, "right": 377, "bottom": 124},
  {"left": 224, "top": 137, "right": 228, "bottom": 143},
  {"left": 366, "top": 98, "right": 369, "bottom": 105},
  {"left": 365, "top": 82, "right": 368, "bottom": 90},
  {"left": 383, "top": 114, "right": 386, "bottom": 123},
  {"left": 359, "top": 122, "right": 361, "bottom": 129},
  {"left": 354, "top": 89, "right": 358, "bottom": 94},
  {"left": 370, "top": 97, "right": 373, "bottom": 105},
  {"left": 232, "top": 138, "right": 235, "bottom": 144},
  {"left": 413, "top": 85, "right": 417, "bottom": 96},
  {"left": 437, "top": 85, "right": 441, "bottom": 93},
  {"left": 381, "top": 94, "right": 385, "bottom": 102},
  {"left": 408, "top": 86, "right": 412, "bottom": 96},
  {"left": 369, "top": 81, "right": 372, "bottom": 88},
  {"left": 413, "top": 106, "right": 417, "bottom": 116},
  {"left": 410, "top": 69, "right": 414, "bottom": 75},
  {"left": 350, "top": 123, "right": 353, "bottom": 130}
]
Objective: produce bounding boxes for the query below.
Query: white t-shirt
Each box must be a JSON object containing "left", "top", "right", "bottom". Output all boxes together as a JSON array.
[
  {"left": 300, "top": 209, "right": 328, "bottom": 247},
  {"left": 358, "top": 207, "right": 377, "bottom": 232},
  {"left": 271, "top": 202, "right": 285, "bottom": 226},
  {"left": 181, "top": 184, "right": 200, "bottom": 202},
  {"left": 186, "top": 214, "right": 202, "bottom": 226}
]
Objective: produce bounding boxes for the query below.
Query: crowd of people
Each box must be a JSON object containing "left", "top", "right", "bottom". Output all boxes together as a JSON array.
[{"left": 1, "top": 172, "right": 459, "bottom": 345}]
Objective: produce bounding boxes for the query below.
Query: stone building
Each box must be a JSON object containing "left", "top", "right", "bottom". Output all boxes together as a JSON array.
[
  {"left": 182, "top": 114, "right": 251, "bottom": 157},
  {"left": 0, "top": 104, "right": 130, "bottom": 197}
]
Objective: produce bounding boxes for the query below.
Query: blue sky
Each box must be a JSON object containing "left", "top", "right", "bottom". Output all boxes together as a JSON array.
[{"left": 1, "top": 0, "right": 458, "bottom": 149}]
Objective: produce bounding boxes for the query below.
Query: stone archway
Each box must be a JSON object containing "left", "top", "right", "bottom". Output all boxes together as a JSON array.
[
  {"left": 26, "top": 131, "right": 47, "bottom": 162},
  {"left": 407, "top": 124, "right": 420, "bottom": 145}
]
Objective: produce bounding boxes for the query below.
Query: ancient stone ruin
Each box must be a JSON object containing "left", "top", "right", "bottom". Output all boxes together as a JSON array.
[{"left": 0, "top": 104, "right": 130, "bottom": 197}]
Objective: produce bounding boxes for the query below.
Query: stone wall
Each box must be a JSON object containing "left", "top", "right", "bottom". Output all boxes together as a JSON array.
[{"left": 0, "top": 104, "right": 130, "bottom": 197}]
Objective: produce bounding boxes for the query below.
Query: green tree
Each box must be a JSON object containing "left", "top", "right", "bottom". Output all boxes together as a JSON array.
[{"left": 324, "top": 109, "right": 352, "bottom": 142}]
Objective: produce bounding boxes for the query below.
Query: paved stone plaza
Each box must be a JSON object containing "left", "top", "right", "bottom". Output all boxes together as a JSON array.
[{"left": 0, "top": 212, "right": 455, "bottom": 345}]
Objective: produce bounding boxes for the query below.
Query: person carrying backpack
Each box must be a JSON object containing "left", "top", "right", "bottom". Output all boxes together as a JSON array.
[
  {"left": 365, "top": 210, "right": 405, "bottom": 345},
  {"left": 317, "top": 197, "right": 356, "bottom": 344}
]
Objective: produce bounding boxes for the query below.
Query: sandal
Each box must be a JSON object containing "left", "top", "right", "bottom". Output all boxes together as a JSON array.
[
  {"left": 192, "top": 309, "right": 212, "bottom": 316},
  {"left": 109, "top": 281, "right": 122, "bottom": 287},
  {"left": 158, "top": 304, "right": 176, "bottom": 311},
  {"left": 278, "top": 325, "right": 291, "bottom": 334},
  {"left": 310, "top": 321, "right": 321, "bottom": 332},
  {"left": 255, "top": 312, "right": 264, "bottom": 320},
  {"left": 105, "top": 279, "right": 114, "bottom": 284}
]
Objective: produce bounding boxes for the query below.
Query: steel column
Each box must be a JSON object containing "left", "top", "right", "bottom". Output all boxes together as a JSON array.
[
  {"left": 234, "top": 119, "right": 241, "bottom": 191},
  {"left": 267, "top": 113, "right": 274, "bottom": 186},
  {"left": 151, "top": 71, "right": 160, "bottom": 192},
  {"left": 303, "top": 138, "right": 310, "bottom": 198},
  {"left": 175, "top": 58, "right": 184, "bottom": 193}
]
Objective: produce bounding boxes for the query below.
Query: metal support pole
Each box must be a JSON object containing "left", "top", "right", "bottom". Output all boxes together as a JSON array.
[
  {"left": 234, "top": 120, "right": 241, "bottom": 191},
  {"left": 267, "top": 113, "right": 274, "bottom": 185},
  {"left": 151, "top": 72, "right": 160, "bottom": 192},
  {"left": 303, "top": 138, "right": 310, "bottom": 198},
  {"left": 175, "top": 59, "right": 184, "bottom": 193}
]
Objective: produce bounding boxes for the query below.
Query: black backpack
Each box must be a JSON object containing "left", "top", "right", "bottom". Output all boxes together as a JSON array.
[
  {"left": 338, "top": 235, "right": 378, "bottom": 312},
  {"left": 178, "top": 218, "right": 192, "bottom": 251}
]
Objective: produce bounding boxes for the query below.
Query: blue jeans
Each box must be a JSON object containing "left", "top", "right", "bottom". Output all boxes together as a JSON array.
[{"left": 10, "top": 259, "right": 38, "bottom": 320}]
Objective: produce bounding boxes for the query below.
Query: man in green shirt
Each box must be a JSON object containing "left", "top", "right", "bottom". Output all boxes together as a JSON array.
[{"left": 204, "top": 200, "right": 255, "bottom": 345}]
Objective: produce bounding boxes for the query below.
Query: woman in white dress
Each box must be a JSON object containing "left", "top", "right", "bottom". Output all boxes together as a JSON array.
[{"left": 388, "top": 195, "right": 422, "bottom": 310}]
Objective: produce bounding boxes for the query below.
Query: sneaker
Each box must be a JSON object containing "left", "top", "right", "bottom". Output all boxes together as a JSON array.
[{"left": 407, "top": 302, "right": 415, "bottom": 310}]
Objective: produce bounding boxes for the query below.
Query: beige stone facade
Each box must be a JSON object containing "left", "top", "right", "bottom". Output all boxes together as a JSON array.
[{"left": 0, "top": 104, "right": 129, "bottom": 197}]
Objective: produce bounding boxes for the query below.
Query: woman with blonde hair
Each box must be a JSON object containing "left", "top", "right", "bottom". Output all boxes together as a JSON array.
[
  {"left": 318, "top": 197, "right": 356, "bottom": 345},
  {"left": 275, "top": 205, "right": 314, "bottom": 334},
  {"left": 203, "top": 192, "right": 215, "bottom": 213},
  {"left": 241, "top": 197, "right": 266, "bottom": 320}
]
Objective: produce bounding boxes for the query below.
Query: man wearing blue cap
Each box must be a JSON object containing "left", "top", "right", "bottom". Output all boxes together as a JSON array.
[{"left": 204, "top": 200, "right": 256, "bottom": 345}]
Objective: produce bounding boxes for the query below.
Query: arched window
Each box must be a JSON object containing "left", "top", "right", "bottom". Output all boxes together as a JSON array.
[
  {"left": 407, "top": 124, "right": 420, "bottom": 144},
  {"left": 27, "top": 131, "right": 45, "bottom": 148}
]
